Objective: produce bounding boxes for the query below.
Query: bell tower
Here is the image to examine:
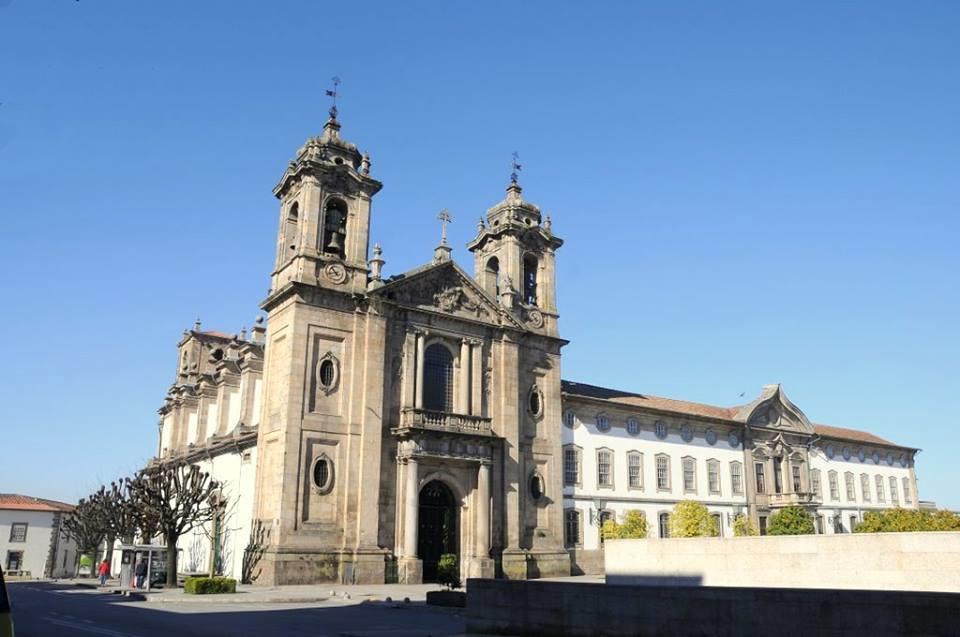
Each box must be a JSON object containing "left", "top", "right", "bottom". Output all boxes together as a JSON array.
[
  {"left": 467, "top": 171, "right": 563, "bottom": 336},
  {"left": 270, "top": 106, "right": 382, "bottom": 296}
]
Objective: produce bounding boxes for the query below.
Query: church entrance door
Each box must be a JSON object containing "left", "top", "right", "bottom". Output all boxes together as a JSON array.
[{"left": 417, "top": 480, "right": 458, "bottom": 582}]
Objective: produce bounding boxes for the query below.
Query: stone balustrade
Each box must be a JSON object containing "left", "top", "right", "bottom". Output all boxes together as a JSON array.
[
  {"left": 399, "top": 408, "right": 493, "bottom": 436},
  {"left": 767, "top": 491, "right": 821, "bottom": 507}
]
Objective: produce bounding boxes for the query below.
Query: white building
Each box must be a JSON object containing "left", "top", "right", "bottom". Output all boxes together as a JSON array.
[
  {"left": 0, "top": 494, "right": 77, "bottom": 579},
  {"left": 560, "top": 381, "right": 919, "bottom": 574}
]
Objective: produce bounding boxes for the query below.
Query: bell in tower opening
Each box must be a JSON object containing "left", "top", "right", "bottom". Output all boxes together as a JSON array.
[{"left": 323, "top": 198, "right": 348, "bottom": 258}]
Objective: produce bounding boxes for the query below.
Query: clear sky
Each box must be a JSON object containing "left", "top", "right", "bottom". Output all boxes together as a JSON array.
[{"left": 1, "top": 1, "right": 957, "bottom": 509}]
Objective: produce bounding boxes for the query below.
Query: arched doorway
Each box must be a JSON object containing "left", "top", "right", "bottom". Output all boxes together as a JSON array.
[{"left": 418, "top": 480, "right": 458, "bottom": 582}]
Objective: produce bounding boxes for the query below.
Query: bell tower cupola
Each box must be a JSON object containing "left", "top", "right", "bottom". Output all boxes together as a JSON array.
[
  {"left": 269, "top": 103, "right": 383, "bottom": 296},
  {"left": 467, "top": 162, "right": 563, "bottom": 336}
]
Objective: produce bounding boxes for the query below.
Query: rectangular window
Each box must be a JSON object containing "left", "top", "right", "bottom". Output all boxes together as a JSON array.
[
  {"left": 758, "top": 516, "right": 768, "bottom": 536},
  {"left": 849, "top": 514, "right": 858, "bottom": 532},
  {"left": 597, "top": 450, "right": 612, "bottom": 487},
  {"left": 730, "top": 462, "right": 743, "bottom": 495},
  {"left": 829, "top": 471, "right": 839, "bottom": 501},
  {"left": 792, "top": 465, "right": 802, "bottom": 493},
  {"left": 903, "top": 477, "right": 912, "bottom": 504},
  {"left": 683, "top": 457, "right": 696, "bottom": 493},
  {"left": 861, "top": 474, "right": 871, "bottom": 502},
  {"left": 628, "top": 453, "right": 643, "bottom": 489},
  {"left": 773, "top": 458, "right": 783, "bottom": 494},
  {"left": 711, "top": 513, "right": 723, "bottom": 537},
  {"left": 564, "top": 509, "right": 581, "bottom": 547},
  {"left": 811, "top": 469, "right": 821, "bottom": 498},
  {"left": 816, "top": 515, "right": 824, "bottom": 534},
  {"left": 755, "top": 463, "right": 766, "bottom": 494},
  {"left": 5, "top": 551, "right": 23, "bottom": 571},
  {"left": 656, "top": 455, "right": 670, "bottom": 491},
  {"left": 845, "top": 472, "right": 856, "bottom": 501},
  {"left": 9, "top": 523, "right": 27, "bottom": 543},
  {"left": 708, "top": 461, "right": 721, "bottom": 495},
  {"left": 875, "top": 475, "right": 885, "bottom": 503},
  {"left": 658, "top": 513, "right": 671, "bottom": 539},
  {"left": 889, "top": 476, "right": 899, "bottom": 505},
  {"left": 564, "top": 447, "right": 580, "bottom": 486}
]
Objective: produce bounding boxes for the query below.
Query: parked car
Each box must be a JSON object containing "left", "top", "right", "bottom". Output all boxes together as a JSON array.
[{"left": 0, "top": 570, "right": 14, "bottom": 637}]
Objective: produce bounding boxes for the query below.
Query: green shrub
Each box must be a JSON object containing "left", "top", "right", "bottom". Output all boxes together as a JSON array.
[
  {"left": 732, "top": 514, "right": 758, "bottom": 537},
  {"left": 768, "top": 506, "right": 815, "bottom": 535},
  {"left": 184, "top": 576, "right": 237, "bottom": 595},
  {"left": 602, "top": 510, "right": 649, "bottom": 539},
  {"left": 670, "top": 501, "right": 717, "bottom": 538},
  {"left": 436, "top": 554, "right": 461, "bottom": 590},
  {"left": 854, "top": 508, "right": 960, "bottom": 533}
]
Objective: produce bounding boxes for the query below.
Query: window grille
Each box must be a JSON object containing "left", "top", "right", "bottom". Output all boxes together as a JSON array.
[
  {"left": 656, "top": 455, "right": 670, "bottom": 490},
  {"left": 597, "top": 450, "right": 612, "bottom": 487},
  {"left": 423, "top": 344, "right": 454, "bottom": 412},
  {"left": 628, "top": 453, "right": 642, "bottom": 489},
  {"left": 730, "top": 462, "right": 743, "bottom": 495}
]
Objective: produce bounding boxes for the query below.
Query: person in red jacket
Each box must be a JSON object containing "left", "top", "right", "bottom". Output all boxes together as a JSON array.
[{"left": 97, "top": 559, "right": 110, "bottom": 587}]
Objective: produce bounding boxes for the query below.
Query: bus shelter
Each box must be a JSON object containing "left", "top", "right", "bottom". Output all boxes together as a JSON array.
[{"left": 117, "top": 544, "right": 168, "bottom": 592}]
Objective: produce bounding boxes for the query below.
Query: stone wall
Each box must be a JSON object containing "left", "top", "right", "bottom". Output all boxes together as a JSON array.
[
  {"left": 466, "top": 579, "right": 960, "bottom": 637},
  {"left": 605, "top": 532, "right": 960, "bottom": 592}
]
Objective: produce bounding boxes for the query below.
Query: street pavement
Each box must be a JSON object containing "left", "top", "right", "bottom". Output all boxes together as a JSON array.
[{"left": 7, "top": 581, "right": 466, "bottom": 637}]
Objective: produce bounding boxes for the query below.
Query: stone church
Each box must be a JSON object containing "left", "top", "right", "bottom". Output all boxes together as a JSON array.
[{"left": 156, "top": 109, "right": 920, "bottom": 586}]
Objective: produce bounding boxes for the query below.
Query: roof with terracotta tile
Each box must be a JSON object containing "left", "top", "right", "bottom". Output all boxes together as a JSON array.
[
  {"left": 561, "top": 380, "right": 909, "bottom": 449},
  {"left": 0, "top": 494, "right": 74, "bottom": 513}
]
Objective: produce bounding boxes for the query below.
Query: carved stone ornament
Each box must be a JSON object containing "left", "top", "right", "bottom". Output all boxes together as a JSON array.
[
  {"left": 524, "top": 308, "right": 544, "bottom": 329},
  {"left": 323, "top": 262, "right": 348, "bottom": 285}
]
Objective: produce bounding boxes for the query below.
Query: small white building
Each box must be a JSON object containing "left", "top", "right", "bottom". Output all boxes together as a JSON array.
[{"left": 0, "top": 494, "right": 77, "bottom": 578}]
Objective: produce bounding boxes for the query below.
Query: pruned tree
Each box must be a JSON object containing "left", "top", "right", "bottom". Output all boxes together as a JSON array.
[
  {"left": 128, "top": 463, "right": 223, "bottom": 587},
  {"left": 89, "top": 481, "right": 142, "bottom": 565},
  {"left": 61, "top": 497, "right": 107, "bottom": 577}
]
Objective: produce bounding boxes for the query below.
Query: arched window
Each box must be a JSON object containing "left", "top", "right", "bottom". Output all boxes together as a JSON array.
[
  {"left": 522, "top": 254, "right": 538, "bottom": 305},
  {"left": 285, "top": 201, "right": 300, "bottom": 256},
  {"left": 485, "top": 257, "right": 500, "bottom": 298},
  {"left": 423, "top": 343, "right": 454, "bottom": 412},
  {"left": 322, "top": 198, "right": 348, "bottom": 257}
]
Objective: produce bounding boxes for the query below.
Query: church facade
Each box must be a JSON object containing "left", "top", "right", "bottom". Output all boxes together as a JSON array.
[{"left": 155, "top": 113, "right": 920, "bottom": 585}]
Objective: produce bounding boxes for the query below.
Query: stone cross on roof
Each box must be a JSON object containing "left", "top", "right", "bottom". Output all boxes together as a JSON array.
[
  {"left": 325, "top": 76, "right": 341, "bottom": 119},
  {"left": 437, "top": 208, "right": 453, "bottom": 246}
]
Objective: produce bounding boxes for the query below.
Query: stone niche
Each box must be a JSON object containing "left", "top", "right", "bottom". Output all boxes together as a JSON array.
[
  {"left": 301, "top": 437, "right": 339, "bottom": 526},
  {"left": 307, "top": 331, "right": 344, "bottom": 417}
]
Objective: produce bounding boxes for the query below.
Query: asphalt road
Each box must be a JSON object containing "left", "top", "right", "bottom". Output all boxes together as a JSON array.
[{"left": 7, "top": 582, "right": 465, "bottom": 637}]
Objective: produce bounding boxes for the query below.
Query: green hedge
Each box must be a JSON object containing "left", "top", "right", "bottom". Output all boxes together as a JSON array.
[{"left": 184, "top": 576, "right": 237, "bottom": 595}]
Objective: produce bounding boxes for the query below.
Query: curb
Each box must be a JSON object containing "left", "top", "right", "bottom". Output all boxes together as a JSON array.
[{"left": 144, "top": 594, "right": 331, "bottom": 604}]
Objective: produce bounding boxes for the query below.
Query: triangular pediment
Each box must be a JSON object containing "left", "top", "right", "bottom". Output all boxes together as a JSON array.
[
  {"left": 373, "top": 261, "right": 523, "bottom": 329},
  {"left": 734, "top": 384, "right": 814, "bottom": 434}
]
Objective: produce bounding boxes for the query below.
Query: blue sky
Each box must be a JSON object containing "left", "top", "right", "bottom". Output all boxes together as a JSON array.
[{"left": 1, "top": 1, "right": 957, "bottom": 509}]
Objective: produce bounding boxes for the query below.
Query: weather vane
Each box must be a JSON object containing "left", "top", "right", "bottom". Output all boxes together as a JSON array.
[
  {"left": 325, "top": 76, "right": 341, "bottom": 119},
  {"left": 437, "top": 209, "right": 453, "bottom": 246},
  {"left": 510, "top": 151, "right": 523, "bottom": 184}
]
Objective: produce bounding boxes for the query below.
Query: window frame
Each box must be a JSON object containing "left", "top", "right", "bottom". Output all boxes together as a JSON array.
[
  {"left": 596, "top": 447, "right": 614, "bottom": 489},
  {"left": 844, "top": 471, "right": 856, "bottom": 502},
  {"left": 810, "top": 468, "right": 821, "bottom": 499},
  {"left": 564, "top": 508, "right": 583, "bottom": 548},
  {"left": 707, "top": 459, "right": 721, "bottom": 495},
  {"left": 860, "top": 473, "right": 871, "bottom": 502},
  {"left": 755, "top": 462, "right": 766, "bottom": 495},
  {"left": 730, "top": 461, "right": 744, "bottom": 495},
  {"left": 658, "top": 511, "right": 671, "bottom": 539},
  {"left": 682, "top": 456, "right": 697, "bottom": 494},
  {"left": 627, "top": 450, "right": 644, "bottom": 490},
  {"left": 8, "top": 523, "right": 27, "bottom": 543},
  {"left": 655, "top": 453, "right": 671, "bottom": 492},
  {"left": 889, "top": 476, "right": 899, "bottom": 505},
  {"left": 563, "top": 444, "right": 582, "bottom": 488},
  {"left": 828, "top": 470, "right": 839, "bottom": 501},
  {"left": 875, "top": 474, "right": 886, "bottom": 503},
  {"left": 903, "top": 477, "right": 912, "bottom": 504}
]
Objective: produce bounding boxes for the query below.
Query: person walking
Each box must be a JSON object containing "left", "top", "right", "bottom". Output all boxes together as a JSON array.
[
  {"left": 135, "top": 558, "right": 148, "bottom": 589},
  {"left": 97, "top": 559, "right": 110, "bottom": 587}
]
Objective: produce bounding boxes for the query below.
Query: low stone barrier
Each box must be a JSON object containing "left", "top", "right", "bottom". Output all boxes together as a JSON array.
[
  {"left": 465, "top": 578, "right": 960, "bottom": 637},
  {"left": 604, "top": 531, "right": 960, "bottom": 592}
]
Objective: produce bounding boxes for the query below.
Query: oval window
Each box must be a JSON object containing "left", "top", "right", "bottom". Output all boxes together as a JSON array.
[
  {"left": 530, "top": 474, "right": 544, "bottom": 501},
  {"left": 319, "top": 359, "right": 335, "bottom": 388},
  {"left": 312, "top": 457, "right": 333, "bottom": 492},
  {"left": 529, "top": 389, "right": 542, "bottom": 416}
]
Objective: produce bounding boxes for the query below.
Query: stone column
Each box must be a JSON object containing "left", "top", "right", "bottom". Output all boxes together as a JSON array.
[
  {"left": 460, "top": 338, "right": 471, "bottom": 414},
  {"left": 403, "top": 457, "right": 419, "bottom": 558},
  {"left": 471, "top": 340, "right": 483, "bottom": 417},
  {"left": 414, "top": 331, "right": 425, "bottom": 410},
  {"left": 476, "top": 461, "right": 491, "bottom": 557}
]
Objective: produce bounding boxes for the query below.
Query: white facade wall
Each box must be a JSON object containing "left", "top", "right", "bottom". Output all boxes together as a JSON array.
[
  {"left": 808, "top": 446, "right": 918, "bottom": 534},
  {"left": 562, "top": 408, "right": 748, "bottom": 549},
  {"left": 175, "top": 445, "right": 257, "bottom": 580},
  {"left": 0, "top": 510, "right": 77, "bottom": 578}
]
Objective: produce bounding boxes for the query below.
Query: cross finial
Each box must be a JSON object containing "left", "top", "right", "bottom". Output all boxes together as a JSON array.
[
  {"left": 437, "top": 209, "right": 453, "bottom": 246},
  {"left": 510, "top": 151, "right": 523, "bottom": 184},
  {"left": 325, "top": 76, "right": 341, "bottom": 119}
]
